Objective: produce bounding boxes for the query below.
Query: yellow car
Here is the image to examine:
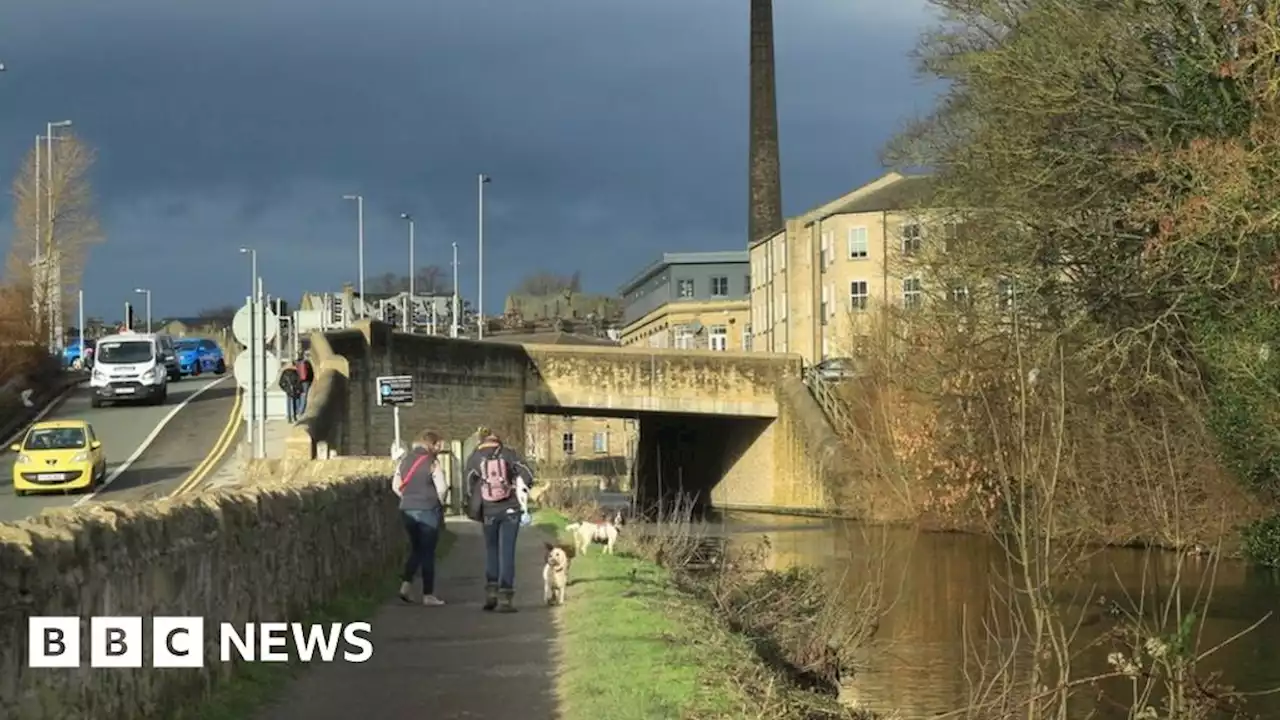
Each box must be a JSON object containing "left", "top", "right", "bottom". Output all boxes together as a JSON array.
[{"left": 10, "top": 420, "right": 107, "bottom": 496}]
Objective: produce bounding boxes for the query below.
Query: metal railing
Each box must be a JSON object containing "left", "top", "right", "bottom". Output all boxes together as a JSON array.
[{"left": 801, "top": 365, "right": 855, "bottom": 437}]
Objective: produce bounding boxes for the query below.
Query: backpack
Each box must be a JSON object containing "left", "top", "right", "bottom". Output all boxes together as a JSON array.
[{"left": 478, "top": 446, "right": 514, "bottom": 502}]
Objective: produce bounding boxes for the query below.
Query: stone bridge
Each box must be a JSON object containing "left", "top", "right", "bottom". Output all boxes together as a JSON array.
[{"left": 289, "top": 320, "right": 844, "bottom": 513}]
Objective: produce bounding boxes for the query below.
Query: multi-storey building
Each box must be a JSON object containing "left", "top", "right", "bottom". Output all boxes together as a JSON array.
[
  {"left": 749, "top": 172, "right": 937, "bottom": 362},
  {"left": 618, "top": 251, "right": 751, "bottom": 351}
]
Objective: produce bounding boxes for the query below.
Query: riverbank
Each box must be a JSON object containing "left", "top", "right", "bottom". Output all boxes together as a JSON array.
[{"left": 536, "top": 509, "right": 863, "bottom": 720}]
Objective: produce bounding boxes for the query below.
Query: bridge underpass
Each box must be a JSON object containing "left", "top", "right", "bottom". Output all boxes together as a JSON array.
[{"left": 523, "top": 403, "right": 773, "bottom": 515}]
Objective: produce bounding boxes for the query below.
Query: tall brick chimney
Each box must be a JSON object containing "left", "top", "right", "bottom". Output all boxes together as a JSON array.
[{"left": 748, "top": 0, "right": 783, "bottom": 245}]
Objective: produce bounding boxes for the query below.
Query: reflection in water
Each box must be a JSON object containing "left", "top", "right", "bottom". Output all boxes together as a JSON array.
[{"left": 717, "top": 512, "right": 1280, "bottom": 719}]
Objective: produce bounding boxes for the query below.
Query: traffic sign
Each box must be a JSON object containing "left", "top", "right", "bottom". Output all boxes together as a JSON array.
[
  {"left": 234, "top": 351, "right": 280, "bottom": 391},
  {"left": 376, "top": 375, "right": 414, "bottom": 407},
  {"left": 232, "top": 303, "right": 279, "bottom": 347}
]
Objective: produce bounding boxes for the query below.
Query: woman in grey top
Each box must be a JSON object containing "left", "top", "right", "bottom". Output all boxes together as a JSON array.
[{"left": 393, "top": 430, "right": 449, "bottom": 606}]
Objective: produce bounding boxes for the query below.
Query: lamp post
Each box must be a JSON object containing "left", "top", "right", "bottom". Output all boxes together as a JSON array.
[
  {"left": 133, "top": 288, "right": 152, "bottom": 332},
  {"left": 400, "top": 213, "right": 414, "bottom": 333},
  {"left": 343, "top": 194, "right": 365, "bottom": 318},
  {"left": 477, "top": 173, "right": 490, "bottom": 339},
  {"left": 240, "top": 247, "right": 258, "bottom": 457},
  {"left": 44, "top": 120, "right": 72, "bottom": 348},
  {"left": 451, "top": 242, "right": 460, "bottom": 338}
]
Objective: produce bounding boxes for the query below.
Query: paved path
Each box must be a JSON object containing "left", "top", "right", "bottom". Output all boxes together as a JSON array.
[
  {"left": 0, "top": 376, "right": 235, "bottom": 522},
  {"left": 253, "top": 519, "right": 557, "bottom": 720}
]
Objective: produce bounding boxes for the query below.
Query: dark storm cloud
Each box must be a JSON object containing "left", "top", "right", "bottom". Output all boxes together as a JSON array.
[{"left": 0, "top": 0, "right": 936, "bottom": 317}]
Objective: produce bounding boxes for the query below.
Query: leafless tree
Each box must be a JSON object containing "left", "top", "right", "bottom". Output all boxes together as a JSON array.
[{"left": 6, "top": 134, "right": 104, "bottom": 342}]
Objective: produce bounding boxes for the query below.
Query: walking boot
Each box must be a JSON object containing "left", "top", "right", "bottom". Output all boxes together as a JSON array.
[
  {"left": 496, "top": 588, "right": 517, "bottom": 613},
  {"left": 482, "top": 584, "right": 499, "bottom": 612}
]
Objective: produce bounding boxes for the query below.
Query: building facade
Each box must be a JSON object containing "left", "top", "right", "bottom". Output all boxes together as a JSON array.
[
  {"left": 749, "top": 172, "right": 937, "bottom": 362},
  {"left": 524, "top": 414, "right": 638, "bottom": 483},
  {"left": 619, "top": 251, "right": 752, "bottom": 351}
]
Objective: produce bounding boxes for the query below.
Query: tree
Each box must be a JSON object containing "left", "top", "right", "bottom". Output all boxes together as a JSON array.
[
  {"left": 368, "top": 265, "right": 451, "bottom": 294},
  {"left": 6, "top": 134, "right": 104, "bottom": 346},
  {"left": 513, "top": 271, "right": 580, "bottom": 297}
]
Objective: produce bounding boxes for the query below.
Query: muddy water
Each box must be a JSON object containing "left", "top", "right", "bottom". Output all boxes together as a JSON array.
[{"left": 718, "top": 512, "right": 1280, "bottom": 719}]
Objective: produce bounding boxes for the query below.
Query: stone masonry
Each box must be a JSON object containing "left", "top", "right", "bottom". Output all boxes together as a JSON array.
[{"left": 0, "top": 469, "right": 403, "bottom": 720}]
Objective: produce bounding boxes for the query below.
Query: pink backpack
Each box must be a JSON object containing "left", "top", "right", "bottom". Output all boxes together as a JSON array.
[{"left": 478, "top": 447, "right": 513, "bottom": 502}]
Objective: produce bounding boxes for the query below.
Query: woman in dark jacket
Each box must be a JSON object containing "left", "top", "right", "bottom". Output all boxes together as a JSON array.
[{"left": 393, "top": 430, "right": 448, "bottom": 606}]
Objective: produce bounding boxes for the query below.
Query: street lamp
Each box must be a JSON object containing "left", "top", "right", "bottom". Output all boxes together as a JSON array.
[
  {"left": 133, "top": 288, "right": 152, "bottom": 332},
  {"left": 45, "top": 120, "right": 72, "bottom": 349},
  {"left": 239, "top": 246, "right": 259, "bottom": 458},
  {"left": 451, "top": 242, "right": 460, "bottom": 338},
  {"left": 343, "top": 194, "right": 365, "bottom": 318},
  {"left": 399, "top": 213, "right": 415, "bottom": 333},
  {"left": 477, "top": 173, "right": 491, "bottom": 339}
]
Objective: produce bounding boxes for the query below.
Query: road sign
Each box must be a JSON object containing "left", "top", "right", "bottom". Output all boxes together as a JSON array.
[
  {"left": 232, "top": 303, "right": 279, "bottom": 347},
  {"left": 233, "top": 351, "right": 280, "bottom": 391},
  {"left": 376, "top": 375, "right": 414, "bottom": 407}
]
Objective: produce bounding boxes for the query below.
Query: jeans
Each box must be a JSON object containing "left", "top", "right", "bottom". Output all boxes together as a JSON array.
[
  {"left": 286, "top": 394, "right": 298, "bottom": 422},
  {"left": 483, "top": 511, "right": 521, "bottom": 590},
  {"left": 295, "top": 382, "right": 311, "bottom": 418},
  {"left": 401, "top": 508, "right": 444, "bottom": 594}
]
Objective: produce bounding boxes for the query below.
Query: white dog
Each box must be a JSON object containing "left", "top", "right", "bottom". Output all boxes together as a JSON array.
[
  {"left": 542, "top": 543, "right": 571, "bottom": 606},
  {"left": 565, "top": 512, "right": 622, "bottom": 555}
]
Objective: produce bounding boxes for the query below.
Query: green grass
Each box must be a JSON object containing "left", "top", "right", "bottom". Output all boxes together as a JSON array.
[
  {"left": 179, "top": 528, "right": 457, "bottom": 720},
  {"left": 535, "top": 509, "right": 773, "bottom": 720}
]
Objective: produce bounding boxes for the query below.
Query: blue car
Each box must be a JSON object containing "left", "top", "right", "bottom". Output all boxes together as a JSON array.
[
  {"left": 61, "top": 340, "right": 87, "bottom": 368},
  {"left": 174, "top": 338, "right": 227, "bottom": 377}
]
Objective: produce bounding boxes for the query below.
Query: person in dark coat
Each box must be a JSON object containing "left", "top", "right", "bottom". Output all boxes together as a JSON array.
[
  {"left": 278, "top": 363, "right": 302, "bottom": 422},
  {"left": 464, "top": 429, "right": 535, "bottom": 613}
]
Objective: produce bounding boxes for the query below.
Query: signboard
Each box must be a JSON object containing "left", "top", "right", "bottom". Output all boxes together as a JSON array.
[
  {"left": 233, "top": 351, "right": 280, "bottom": 391},
  {"left": 232, "top": 303, "right": 279, "bottom": 347},
  {"left": 376, "top": 375, "right": 414, "bottom": 407}
]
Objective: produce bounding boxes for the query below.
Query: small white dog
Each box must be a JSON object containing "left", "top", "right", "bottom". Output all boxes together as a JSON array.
[
  {"left": 542, "top": 543, "right": 571, "bottom": 606},
  {"left": 565, "top": 512, "right": 622, "bottom": 555}
]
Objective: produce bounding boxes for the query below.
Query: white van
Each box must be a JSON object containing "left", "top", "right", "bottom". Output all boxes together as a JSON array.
[{"left": 90, "top": 332, "right": 170, "bottom": 407}]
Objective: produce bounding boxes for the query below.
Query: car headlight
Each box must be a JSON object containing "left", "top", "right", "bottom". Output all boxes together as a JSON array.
[
  {"left": 141, "top": 367, "right": 156, "bottom": 381},
  {"left": 16, "top": 454, "right": 31, "bottom": 464},
  {"left": 92, "top": 368, "right": 105, "bottom": 381},
  {"left": 72, "top": 452, "right": 89, "bottom": 463}
]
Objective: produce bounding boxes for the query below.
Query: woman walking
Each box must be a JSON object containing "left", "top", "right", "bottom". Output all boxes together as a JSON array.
[
  {"left": 464, "top": 429, "right": 535, "bottom": 612},
  {"left": 393, "top": 430, "right": 448, "bottom": 606}
]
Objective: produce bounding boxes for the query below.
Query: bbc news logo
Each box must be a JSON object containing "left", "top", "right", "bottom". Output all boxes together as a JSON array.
[{"left": 28, "top": 617, "right": 373, "bottom": 668}]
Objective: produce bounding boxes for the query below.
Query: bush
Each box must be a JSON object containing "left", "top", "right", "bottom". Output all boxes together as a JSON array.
[{"left": 1242, "top": 515, "right": 1280, "bottom": 567}]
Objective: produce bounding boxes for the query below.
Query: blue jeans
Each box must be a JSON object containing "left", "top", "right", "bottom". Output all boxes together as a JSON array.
[
  {"left": 401, "top": 508, "right": 444, "bottom": 594},
  {"left": 483, "top": 512, "right": 521, "bottom": 590},
  {"left": 295, "top": 381, "right": 311, "bottom": 418}
]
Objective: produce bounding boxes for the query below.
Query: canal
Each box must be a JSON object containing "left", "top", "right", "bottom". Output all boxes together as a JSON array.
[{"left": 718, "top": 511, "right": 1280, "bottom": 719}]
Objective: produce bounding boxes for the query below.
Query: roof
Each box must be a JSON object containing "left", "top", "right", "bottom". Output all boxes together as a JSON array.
[
  {"left": 810, "top": 174, "right": 935, "bottom": 223},
  {"left": 31, "top": 419, "right": 88, "bottom": 429},
  {"left": 619, "top": 250, "right": 750, "bottom": 296},
  {"left": 487, "top": 331, "right": 618, "bottom": 346}
]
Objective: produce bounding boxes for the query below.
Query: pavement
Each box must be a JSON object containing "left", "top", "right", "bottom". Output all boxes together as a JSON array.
[
  {"left": 0, "top": 375, "right": 238, "bottom": 523},
  {"left": 253, "top": 518, "right": 558, "bottom": 720},
  {"left": 203, "top": 419, "right": 293, "bottom": 490}
]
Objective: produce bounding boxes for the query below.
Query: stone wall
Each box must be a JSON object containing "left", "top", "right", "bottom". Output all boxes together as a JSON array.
[
  {"left": 0, "top": 471, "right": 401, "bottom": 720},
  {"left": 524, "top": 344, "right": 796, "bottom": 417}
]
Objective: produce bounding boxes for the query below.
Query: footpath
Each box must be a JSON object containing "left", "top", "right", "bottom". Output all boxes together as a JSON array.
[{"left": 252, "top": 518, "right": 558, "bottom": 720}]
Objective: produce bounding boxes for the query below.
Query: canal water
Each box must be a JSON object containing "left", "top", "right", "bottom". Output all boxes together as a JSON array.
[{"left": 718, "top": 512, "right": 1280, "bottom": 719}]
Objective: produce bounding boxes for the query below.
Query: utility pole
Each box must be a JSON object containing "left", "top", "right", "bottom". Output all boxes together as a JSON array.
[
  {"left": 477, "top": 173, "right": 490, "bottom": 339},
  {"left": 46, "top": 120, "right": 72, "bottom": 349},
  {"left": 451, "top": 241, "right": 460, "bottom": 338}
]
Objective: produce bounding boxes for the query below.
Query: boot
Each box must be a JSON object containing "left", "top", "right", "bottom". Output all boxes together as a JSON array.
[
  {"left": 482, "top": 584, "right": 499, "bottom": 612},
  {"left": 496, "top": 588, "right": 517, "bottom": 613}
]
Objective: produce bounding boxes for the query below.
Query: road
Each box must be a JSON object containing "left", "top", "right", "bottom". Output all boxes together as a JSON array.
[{"left": 0, "top": 376, "right": 237, "bottom": 524}]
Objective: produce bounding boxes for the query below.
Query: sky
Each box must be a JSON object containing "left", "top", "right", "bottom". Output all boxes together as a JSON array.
[{"left": 0, "top": 0, "right": 939, "bottom": 321}]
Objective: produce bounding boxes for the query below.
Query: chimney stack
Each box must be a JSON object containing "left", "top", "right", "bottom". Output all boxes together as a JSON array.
[{"left": 749, "top": 0, "right": 784, "bottom": 245}]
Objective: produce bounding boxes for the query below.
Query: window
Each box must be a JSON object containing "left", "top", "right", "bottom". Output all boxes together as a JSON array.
[
  {"left": 675, "top": 324, "right": 695, "bottom": 349},
  {"left": 950, "top": 284, "right": 970, "bottom": 306},
  {"left": 561, "top": 432, "right": 575, "bottom": 455},
  {"left": 902, "top": 223, "right": 923, "bottom": 255},
  {"left": 678, "top": 279, "right": 694, "bottom": 298},
  {"left": 847, "top": 227, "right": 869, "bottom": 259},
  {"left": 820, "top": 284, "right": 829, "bottom": 326},
  {"left": 593, "top": 431, "right": 609, "bottom": 454},
  {"left": 821, "top": 231, "right": 832, "bottom": 270},
  {"left": 943, "top": 222, "right": 962, "bottom": 253},
  {"left": 744, "top": 274, "right": 750, "bottom": 291},
  {"left": 850, "top": 280, "right": 869, "bottom": 311},
  {"left": 903, "top": 277, "right": 923, "bottom": 308},
  {"left": 744, "top": 324, "right": 753, "bottom": 352},
  {"left": 709, "top": 325, "right": 728, "bottom": 351},
  {"left": 776, "top": 238, "right": 787, "bottom": 270},
  {"left": 711, "top": 276, "right": 729, "bottom": 297}
]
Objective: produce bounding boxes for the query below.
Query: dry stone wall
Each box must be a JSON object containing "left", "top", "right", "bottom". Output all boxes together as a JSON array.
[{"left": 0, "top": 471, "right": 400, "bottom": 720}]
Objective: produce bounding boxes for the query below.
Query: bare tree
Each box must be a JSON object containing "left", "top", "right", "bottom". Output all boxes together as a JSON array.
[
  {"left": 514, "top": 271, "right": 580, "bottom": 297},
  {"left": 7, "top": 134, "right": 104, "bottom": 345},
  {"left": 369, "top": 265, "right": 451, "bottom": 294}
]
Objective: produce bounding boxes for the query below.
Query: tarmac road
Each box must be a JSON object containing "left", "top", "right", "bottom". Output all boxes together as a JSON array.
[{"left": 0, "top": 375, "right": 236, "bottom": 524}]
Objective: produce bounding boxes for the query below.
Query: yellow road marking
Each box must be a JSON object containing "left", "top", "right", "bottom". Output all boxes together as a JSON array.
[{"left": 171, "top": 387, "right": 242, "bottom": 497}]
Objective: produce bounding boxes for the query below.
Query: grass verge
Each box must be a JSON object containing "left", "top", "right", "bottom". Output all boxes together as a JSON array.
[
  {"left": 178, "top": 527, "right": 457, "bottom": 720},
  {"left": 536, "top": 509, "right": 845, "bottom": 720}
]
